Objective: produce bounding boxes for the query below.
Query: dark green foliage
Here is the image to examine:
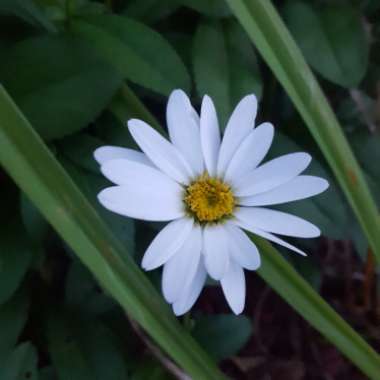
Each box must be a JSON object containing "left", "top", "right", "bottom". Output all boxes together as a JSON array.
[{"left": 0, "top": 0, "right": 379, "bottom": 378}]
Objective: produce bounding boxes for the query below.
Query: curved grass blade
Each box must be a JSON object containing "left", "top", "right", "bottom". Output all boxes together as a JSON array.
[
  {"left": 0, "top": 86, "right": 226, "bottom": 380},
  {"left": 225, "top": 0, "right": 380, "bottom": 264}
]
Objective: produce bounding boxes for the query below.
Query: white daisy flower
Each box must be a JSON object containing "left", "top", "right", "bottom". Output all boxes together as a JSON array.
[{"left": 95, "top": 90, "right": 329, "bottom": 316}]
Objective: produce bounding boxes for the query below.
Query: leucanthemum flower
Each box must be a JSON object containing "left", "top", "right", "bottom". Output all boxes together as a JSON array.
[{"left": 95, "top": 90, "right": 329, "bottom": 316}]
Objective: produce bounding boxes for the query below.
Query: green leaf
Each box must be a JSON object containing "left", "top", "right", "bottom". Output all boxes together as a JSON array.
[
  {"left": 71, "top": 15, "right": 190, "bottom": 95},
  {"left": 131, "top": 359, "right": 170, "bottom": 380},
  {"left": 174, "top": 0, "right": 230, "bottom": 17},
  {"left": 47, "top": 312, "right": 129, "bottom": 380},
  {"left": 282, "top": 1, "right": 369, "bottom": 87},
  {"left": 0, "top": 292, "right": 29, "bottom": 362},
  {"left": 193, "top": 20, "right": 262, "bottom": 127},
  {"left": 0, "top": 218, "right": 33, "bottom": 305},
  {"left": 193, "top": 314, "right": 252, "bottom": 361},
  {"left": 0, "top": 342, "right": 38, "bottom": 380},
  {"left": 0, "top": 0, "right": 57, "bottom": 32},
  {"left": 21, "top": 192, "right": 50, "bottom": 244},
  {"left": 0, "top": 87, "right": 225, "bottom": 380},
  {"left": 123, "top": 0, "right": 180, "bottom": 24},
  {"left": 0, "top": 35, "right": 123, "bottom": 141},
  {"left": 65, "top": 259, "right": 115, "bottom": 316}
]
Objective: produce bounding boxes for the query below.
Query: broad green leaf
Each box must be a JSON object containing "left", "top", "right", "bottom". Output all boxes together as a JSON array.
[
  {"left": 21, "top": 192, "right": 50, "bottom": 244},
  {"left": 0, "top": 218, "right": 33, "bottom": 305},
  {"left": 0, "top": 87, "right": 225, "bottom": 380},
  {"left": 282, "top": 1, "right": 369, "bottom": 87},
  {"left": 131, "top": 359, "right": 170, "bottom": 380},
  {"left": 71, "top": 15, "right": 190, "bottom": 95},
  {"left": 0, "top": 35, "right": 122, "bottom": 141},
  {"left": 193, "top": 314, "right": 252, "bottom": 361},
  {"left": 0, "top": 0, "right": 56, "bottom": 32},
  {"left": 0, "top": 292, "right": 29, "bottom": 362},
  {"left": 0, "top": 342, "right": 38, "bottom": 380},
  {"left": 174, "top": 0, "right": 230, "bottom": 17},
  {"left": 65, "top": 259, "right": 115, "bottom": 316},
  {"left": 123, "top": 0, "right": 180, "bottom": 24},
  {"left": 193, "top": 20, "right": 262, "bottom": 127},
  {"left": 39, "top": 367, "right": 56, "bottom": 380},
  {"left": 47, "top": 312, "right": 129, "bottom": 380}
]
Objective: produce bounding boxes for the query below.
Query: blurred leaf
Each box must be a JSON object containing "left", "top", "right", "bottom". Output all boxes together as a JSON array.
[
  {"left": 193, "top": 20, "right": 262, "bottom": 127},
  {"left": 283, "top": 1, "right": 369, "bottom": 87},
  {"left": 39, "top": 367, "right": 56, "bottom": 380},
  {"left": 0, "top": 35, "right": 122, "bottom": 141},
  {"left": 269, "top": 132, "right": 348, "bottom": 239},
  {"left": 0, "top": 292, "right": 29, "bottom": 362},
  {"left": 65, "top": 259, "right": 115, "bottom": 316},
  {"left": 0, "top": 218, "right": 33, "bottom": 305},
  {"left": 72, "top": 15, "right": 190, "bottom": 95},
  {"left": 21, "top": 192, "right": 50, "bottom": 244},
  {"left": 59, "top": 133, "right": 103, "bottom": 174},
  {"left": 192, "top": 314, "right": 252, "bottom": 361},
  {"left": 0, "top": 0, "right": 57, "bottom": 32},
  {"left": 0, "top": 342, "right": 38, "bottom": 380},
  {"left": 132, "top": 358, "right": 171, "bottom": 380},
  {"left": 174, "top": 0, "right": 230, "bottom": 17},
  {"left": 47, "top": 312, "right": 128, "bottom": 380},
  {"left": 123, "top": 0, "right": 180, "bottom": 24}
]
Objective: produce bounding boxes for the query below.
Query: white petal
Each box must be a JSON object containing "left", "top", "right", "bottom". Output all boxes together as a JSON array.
[
  {"left": 101, "top": 159, "right": 179, "bottom": 189},
  {"left": 200, "top": 95, "right": 221, "bottom": 177},
  {"left": 94, "top": 146, "right": 153, "bottom": 166},
  {"left": 203, "top": 225, "right": 229, "bottom": 280},
  {"left": 225, "top": 223, "right": 261, "bottom": 270},
  {"left": 141, "top": 218, "right": 193, "bottom": 270},
  {"left": 128, "top": 119, "right": 193, "bottom": 184},
  {"left": 224, "top": 123, "right": 274, "bottom": 183},
  {"left": 172, "top": 259, "right": 207, "bottom": 316},
  {"left": 239, "top": 176, "right": 329, "bottom": 206},
  {"left": 234, "top": 207, "right": 320, "bottom": 238},
  {"left": 221, "top": 261, "right": 245, "bottom": 315},
  {"left": 217, "top": 94, "right": 258, "bottom": 176},
  {"left": 236, "top": 224, "right": 307, "bottom": 256},
  {"left": 166, "top": 90, "right": 204, "bottom": 175},
  {"left": 162, "top": 225, "right": 202, "bottom": 303},
  {"left": 98, "top": 184, "right": 184, "bottom": 222},
  {"left": 234, "top": 152, "right": 312, "bottom": 197}
]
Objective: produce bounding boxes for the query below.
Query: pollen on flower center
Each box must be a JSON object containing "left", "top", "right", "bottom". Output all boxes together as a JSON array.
[{"left": 184, "top": 174, "right": 235, "bottom": 223}]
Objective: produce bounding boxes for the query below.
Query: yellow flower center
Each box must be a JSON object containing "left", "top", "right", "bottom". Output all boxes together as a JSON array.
[{"left": 184, "top": 174, "right": 235, "bottom": 223}]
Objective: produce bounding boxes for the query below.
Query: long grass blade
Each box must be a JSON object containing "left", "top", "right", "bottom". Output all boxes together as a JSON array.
[
  {"left": 0, "top": 86, "right": 226, "bottom": 380},
  {"left": 224, "top": 0, "right": 380, "bottom": 264}
]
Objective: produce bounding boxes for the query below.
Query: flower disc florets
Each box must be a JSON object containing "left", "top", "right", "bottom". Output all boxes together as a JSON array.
[{"left": 184, "top": 174, "right": 235, "bottom": 223}]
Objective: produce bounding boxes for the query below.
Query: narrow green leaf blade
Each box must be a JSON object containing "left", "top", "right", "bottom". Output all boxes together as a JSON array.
[
  {"left": 71, "top": 15, "right": 191, "bottom": 95},
  {"left": 0, "top": 86, "right": 225, "bottom": 380},
  {"left": 224, "top": 0, "right": 380, "bottom": 265}
]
